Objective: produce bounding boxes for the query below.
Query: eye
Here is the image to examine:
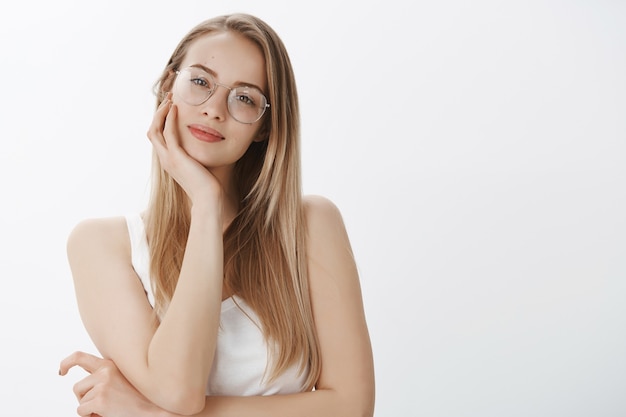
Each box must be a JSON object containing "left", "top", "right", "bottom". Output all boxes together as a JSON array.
[
  {"left": 235, "top": 94, "right": 255, "bottom": 106},
  {"left": 190, "top": 76, "right": 211, "bottom": 89},
  {"left": 232, "top": 87, "right": 261, "bottom": 107}
]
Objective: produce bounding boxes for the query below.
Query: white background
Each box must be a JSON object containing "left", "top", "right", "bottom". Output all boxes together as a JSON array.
[{"left": 0, "top": 1, "right": 624, "bottom": 416}]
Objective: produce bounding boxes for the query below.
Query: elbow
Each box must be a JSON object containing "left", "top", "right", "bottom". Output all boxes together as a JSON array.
[
  {"left": 362, "top": 389, "right": 376, "bottom": 417},
  {"left": 156, "top": 386, "right": 206, "bottom": 416},
  {"left": 341, "top": 385, "right": 375, "bottom": 417},
  {"left": 338, "top": 399, "right": 375, "bottom": 417},
  {"left": 351, "top": 399, "right": 375, "bottom": 417},
  {"left": 360, "top": 403, "right": 376, "bottom": 417}
]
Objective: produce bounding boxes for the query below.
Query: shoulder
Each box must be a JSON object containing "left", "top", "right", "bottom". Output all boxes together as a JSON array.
[
  {"left": 66, "top": 216, "right": 131, "bottom": 267},
  {"left": 67, "top": 216, "right": 129, "bottom": 248},
  {"left": 302, "top": 194, "right": 346, "bottom": 232},
  {"left": 302, "top": 194, "right": 355, "bottom": 267}
]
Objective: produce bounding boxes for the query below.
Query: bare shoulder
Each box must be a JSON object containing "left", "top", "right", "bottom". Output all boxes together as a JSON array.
[
  {"left": 302, "top": 194, "right": 357, "bottom": 285},
  {"left": 66, "top": 216, "right": 131, "bottom": 267},
  {"left": 302, "top": 194, "right": 347, "bottom": 234}
]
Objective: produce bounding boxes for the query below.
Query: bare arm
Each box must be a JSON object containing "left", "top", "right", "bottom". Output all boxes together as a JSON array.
[
  {"left": 64, "top": 99, "right": 226, "bottom": 415},
  {"left": 66, "top": 206, "right": 222, "bottom": 415},
  {"left": 62, "top": 195, "right": 375, "bottom": 417}
]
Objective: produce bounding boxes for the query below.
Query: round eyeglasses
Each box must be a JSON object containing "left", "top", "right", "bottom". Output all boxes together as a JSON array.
[{"left": 173, "top": 66, "right": 270, "bottom": 124}]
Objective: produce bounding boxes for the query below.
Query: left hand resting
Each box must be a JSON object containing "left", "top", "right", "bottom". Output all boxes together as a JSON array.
[{"left": 59, "top": 351, "right": 161, "bottom": 417}]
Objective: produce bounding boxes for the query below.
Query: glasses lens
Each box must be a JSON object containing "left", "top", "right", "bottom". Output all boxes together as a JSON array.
[
  {"left": 174, "top": 67, "right": 269, "bottom": 124},
  {"left": 175, "top": 67, "right": 213, "bottom": 105},
  {"left": 228, "top": 87, "right": 268, "bottom": 124}
]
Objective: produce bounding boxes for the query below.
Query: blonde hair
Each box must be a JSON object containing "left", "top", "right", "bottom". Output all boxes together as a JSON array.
[{"left": 146, "top": 14, "right": 320, "bottom": 390}]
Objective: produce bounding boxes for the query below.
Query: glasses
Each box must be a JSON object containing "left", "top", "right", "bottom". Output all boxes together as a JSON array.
[{"left": 173, "top": 66, "right": 270, "bottom": 124}]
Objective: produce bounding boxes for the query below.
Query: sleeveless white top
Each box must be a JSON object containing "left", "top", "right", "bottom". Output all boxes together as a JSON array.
[{"left": 125, "top": 213, "right": 308, "bottom": 396}]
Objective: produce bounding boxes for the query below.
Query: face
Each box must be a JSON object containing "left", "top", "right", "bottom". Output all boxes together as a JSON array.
[{"left": 171, "top": 31, "right": 268, "bottom": 170}]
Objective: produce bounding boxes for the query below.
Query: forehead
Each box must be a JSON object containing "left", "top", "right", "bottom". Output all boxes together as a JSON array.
[{"left": 181, "top": 31, "right": 267, "bottom": 90}]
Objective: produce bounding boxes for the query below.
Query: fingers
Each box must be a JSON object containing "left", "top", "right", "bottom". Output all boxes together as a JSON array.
[
  {"left": 59, "top": 351, "right": 106, "bottom": 376},
  {"left": 147, "top": 93, "right": 185, "bottom": 176},
  {"left": 147, "top": 92, "right": 174, "bottom": 150},
  {"left": 60, "top": 352, "right": 122, "bottom": 417},
  {"left": 148, "top": 95, "right": 189, "bottom": 179},
  {"left": 72, "top": 372, "right": 97, "bottom": 401},
  {"left": 67, "top": 357, "right": 116, "bottom": 416},
  {"left": 163, "top": 99, "right": 179, "bottom": 148},
  {"left": 75, "top": 387, "right": 100, "bottom": 417}
]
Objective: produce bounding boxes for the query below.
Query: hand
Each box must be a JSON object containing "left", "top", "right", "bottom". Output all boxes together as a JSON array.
[
  {"left": 59, "top": 351, "right": 163, "bottom": 417},
  {"left": 147, "top": 93, "right": 223, "bottom": 210}
]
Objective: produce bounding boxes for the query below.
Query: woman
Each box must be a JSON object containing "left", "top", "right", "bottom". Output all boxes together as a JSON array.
[{"left": 59, "top": 13, "right": 375, "bottom": 417}]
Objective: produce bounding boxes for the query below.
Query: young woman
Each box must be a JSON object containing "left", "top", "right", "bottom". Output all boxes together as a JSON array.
[{"left": 59, "top": 13, "right": 375, "bottom": 417}]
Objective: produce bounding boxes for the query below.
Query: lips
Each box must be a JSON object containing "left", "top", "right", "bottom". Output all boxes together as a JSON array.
[{"left": 187, "top": 124, "right": 224, "bottom": 143}]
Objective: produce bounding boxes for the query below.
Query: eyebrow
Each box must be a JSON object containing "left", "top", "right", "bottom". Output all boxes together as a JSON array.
[{"left": 187, "top": 63, "right": 266, "bottom": 93}]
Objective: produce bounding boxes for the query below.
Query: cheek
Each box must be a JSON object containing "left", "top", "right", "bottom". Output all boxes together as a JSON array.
[
  {"left": 230, "top": 134, "right": 257, "bottom": 157},
  {"left": 232, "top": 124, "right": 261, "bottom": 146},
  {"left": 171, "top": 103, "right": 200, "bottom": 138},
  {"left": 226, "top": 130, "right": 259, "bottom": 159}
]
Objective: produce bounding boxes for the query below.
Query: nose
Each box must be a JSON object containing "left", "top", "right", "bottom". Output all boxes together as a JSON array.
[{"left": 200, "top": 84, "right": 230, "bottom": 121}]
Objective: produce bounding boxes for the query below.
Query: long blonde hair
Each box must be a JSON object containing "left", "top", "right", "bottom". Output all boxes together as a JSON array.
[{"left": 146, "top": 14, "right": 320, "bottom": 390}]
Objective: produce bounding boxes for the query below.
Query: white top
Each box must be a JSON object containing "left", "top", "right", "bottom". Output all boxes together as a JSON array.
[{"left": 125, "top": 213, "right": 308, "bottom": 396}]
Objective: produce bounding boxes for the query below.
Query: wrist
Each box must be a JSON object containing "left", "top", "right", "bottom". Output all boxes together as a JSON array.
[
  {"left": 190, "top": 199, "right": 222, "bottom": 221},
  {"left": 189, "top": 205, "right": 224, "bottom": 239}
]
